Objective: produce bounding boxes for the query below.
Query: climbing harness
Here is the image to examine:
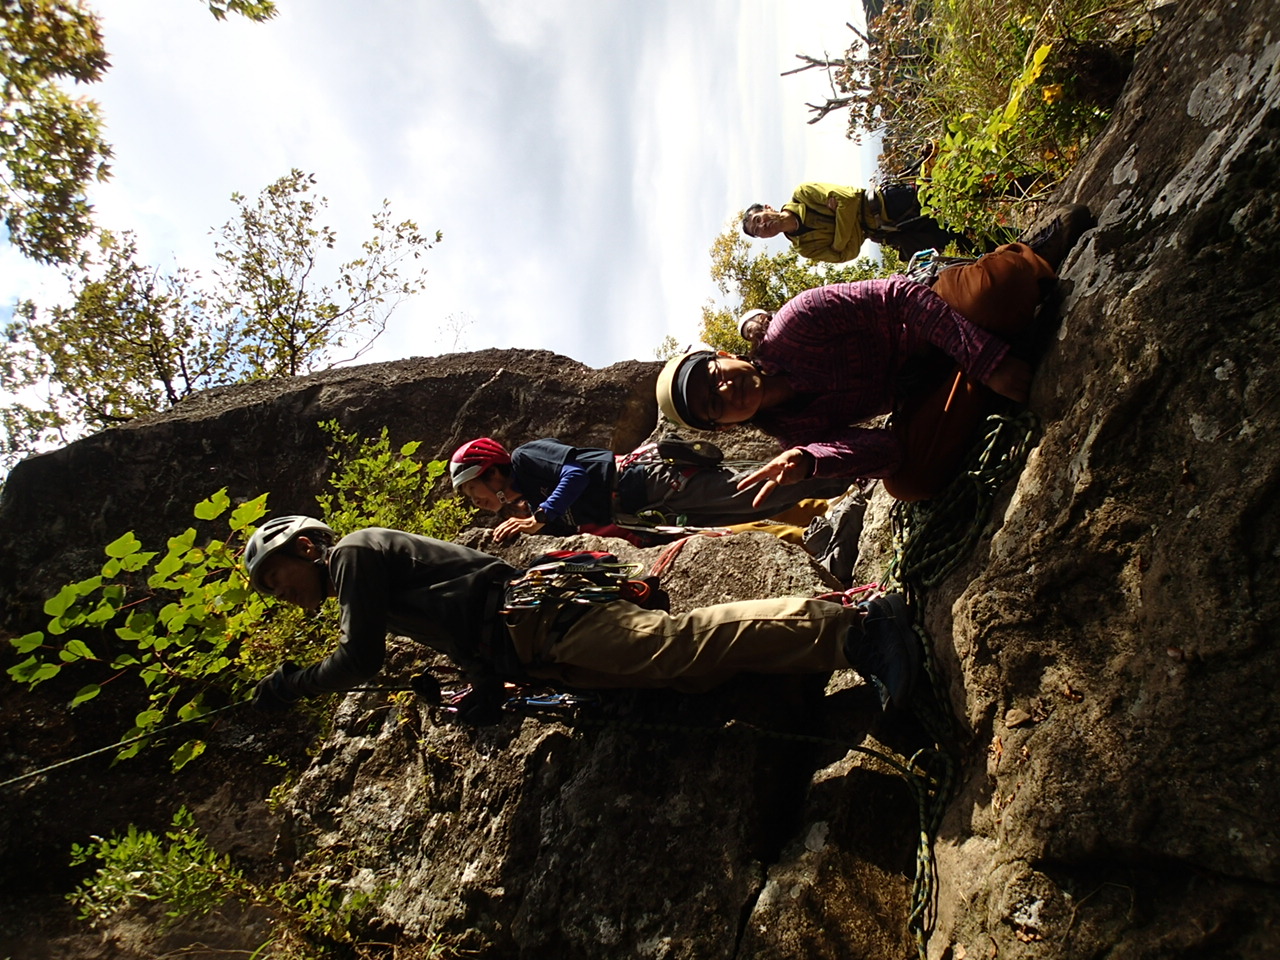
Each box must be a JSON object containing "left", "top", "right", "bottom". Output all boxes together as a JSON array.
[
  {"left": 502, "top": 553, "right": 649, "bottom": 612},
  {"left": 616, "top": 439, "right": 802, "bottom": 532}
]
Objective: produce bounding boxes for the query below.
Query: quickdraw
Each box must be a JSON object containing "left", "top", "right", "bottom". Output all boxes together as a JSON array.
[{"left": 502, "top": 559, "right": 648, "bottom": 611}]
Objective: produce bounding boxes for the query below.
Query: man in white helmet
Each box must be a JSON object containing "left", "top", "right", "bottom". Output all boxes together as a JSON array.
[
  {"left": 737, "top": 309, "right": 771, "bottom": 351},
  {"left": 244, "top": 517, "right": 922, "bottom": 716}
]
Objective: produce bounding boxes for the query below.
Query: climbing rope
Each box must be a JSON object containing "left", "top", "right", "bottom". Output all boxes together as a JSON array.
[
  {"left": 0, "top": 701, "right": 244, "bottom": 790},
  {"left": 885, "top": 410, "right": 1039, "bottom": 590},
  {"left": 883, "top": 408, "right": 1039, "bottom": 955}
]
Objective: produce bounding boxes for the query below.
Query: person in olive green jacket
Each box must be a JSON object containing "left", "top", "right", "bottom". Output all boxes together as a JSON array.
[{"left": 742, "top": 181, "right": 973, "bottom": 262}]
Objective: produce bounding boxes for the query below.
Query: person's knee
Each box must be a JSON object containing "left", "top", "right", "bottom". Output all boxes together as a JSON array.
[{"left": 883, "top": 472, "right": 941, "bottom": 502}]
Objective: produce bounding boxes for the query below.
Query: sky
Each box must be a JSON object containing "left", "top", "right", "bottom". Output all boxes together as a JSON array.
[{"left": 2, "top": 0, "right": 875, "bottom": 370}]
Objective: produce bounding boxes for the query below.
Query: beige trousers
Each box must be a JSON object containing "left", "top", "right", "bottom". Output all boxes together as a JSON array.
[{"left": 506, "top": 597, "right": 856, "bottom": 693}]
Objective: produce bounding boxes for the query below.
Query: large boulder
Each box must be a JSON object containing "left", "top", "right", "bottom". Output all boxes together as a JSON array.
[
  {"left": 924, "top": 0, "right": 1280, "bottom": 954},
  {"left": 0, "top": 350, "right": 660, "bottom": 629}
]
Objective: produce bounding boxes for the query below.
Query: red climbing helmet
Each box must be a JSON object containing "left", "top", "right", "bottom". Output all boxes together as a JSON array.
[{"left": 449, "top": 437, "right": 511, "bottom": 486}]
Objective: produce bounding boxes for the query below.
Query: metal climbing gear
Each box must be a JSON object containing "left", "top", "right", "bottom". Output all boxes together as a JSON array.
[{"left": 502, "top": 553, "right": 647, "bottom": 612}]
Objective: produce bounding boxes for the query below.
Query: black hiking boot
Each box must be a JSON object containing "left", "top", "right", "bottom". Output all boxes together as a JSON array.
[
  {"left": 1019, "top": 203, "right": 1095, "bottom": 271},
  {"left": 842, "top": 593, "right": 922, "bottom": 711}
]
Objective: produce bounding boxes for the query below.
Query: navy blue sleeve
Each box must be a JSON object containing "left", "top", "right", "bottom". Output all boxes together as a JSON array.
[{"left": 538, "top": 461, "right": 591, "bottom": 520}]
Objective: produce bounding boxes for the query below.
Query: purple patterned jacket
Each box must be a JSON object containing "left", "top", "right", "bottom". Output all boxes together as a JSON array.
[{"left": 752, "top": 278, "right": 1009, "bottom": 478}]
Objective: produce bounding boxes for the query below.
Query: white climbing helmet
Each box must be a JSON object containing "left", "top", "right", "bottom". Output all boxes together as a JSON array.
[{"left": 243, "top": 515, "right": 335, "bottom": 592}]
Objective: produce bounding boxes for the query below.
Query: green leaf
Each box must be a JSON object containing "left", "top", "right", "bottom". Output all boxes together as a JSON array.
[
  {"left": 203, "top": 656, "right": 232, "bottom": 675},
  {"left": 74, "top": 576, "right": 105, "bottom": 596},
  {"left": 230, "top": 495, "right": 268, "bottom": 531},
  {"left": 116, "top": 732, "right": 145, "bottom": 762},
  {"left": 135, "top": 709, "right": 164, "bottom": 728},
  {"left": 83, "top": 600, "right": 118, "bottom": 624},
  {"left": 167, "top": 528, "right": 198, "bottom": 553},
  {"left": 59, "top": 638, "right": 95, "bottom": 661},
  {"left": 194, "top": 489, "right": 231, "bottom": 520},
  {"left": 218, "top": 582, "right": 252, "bottom": 605},
  {"left": 104, "top": 531, "right": 142, "bottom": 558},
  {"left": 110, "top": 653, "right": 140, "bottom": 668},
  {"left": 171, "top": 739, "right": 206, "bottom": 771},
  {"left": 31, "top": 663, "right": 61, "bottom": 683},
  {"left": 7, "top": 656, "right": 39, "bottom": 682},
  {"left": 153, "top": 551, "right": 184, "bottom": 579},
  {"left": 118, "top": 550, "right": 157, "bottom": 573},
  {"left": 70, "top": 684, "right": 101, "bottom": 706},
  {"left": 44, "top": 584, "right": 81, "bottom": 618},
  {"left": 11, "top": 632, "right": 44, "bottom": 654}
]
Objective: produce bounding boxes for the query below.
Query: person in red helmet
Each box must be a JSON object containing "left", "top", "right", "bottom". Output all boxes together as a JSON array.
[{"left": 449, "top": 435, "right": 851, "bottom": 544}]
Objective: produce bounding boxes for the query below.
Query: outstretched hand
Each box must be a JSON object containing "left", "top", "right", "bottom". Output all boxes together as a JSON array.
[
  {"left": 985, "top": 356, "right": 1032, "bottom": 403},
  {"left": 736, "top": 448, "right": 815, "bottom": 508},
  {"left": 493, "top": 515, "right": 545, "bottom": 543},
  {"left": 253, "top": 661, "right": 303, "bottom": 712}
]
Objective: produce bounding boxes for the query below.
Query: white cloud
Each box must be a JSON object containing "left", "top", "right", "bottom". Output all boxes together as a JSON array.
[{"left": 2, "top": 0, "right": 875, "bottom": 375}]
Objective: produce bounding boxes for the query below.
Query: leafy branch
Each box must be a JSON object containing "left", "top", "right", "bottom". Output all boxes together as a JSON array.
[{"left": 6, "top": 424, "right": 472, "bottom": 768}]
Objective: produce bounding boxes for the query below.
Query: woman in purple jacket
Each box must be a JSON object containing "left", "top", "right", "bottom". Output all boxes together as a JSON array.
[{"left": 657, "top": 234, "right": 1075, "bottom": 502}]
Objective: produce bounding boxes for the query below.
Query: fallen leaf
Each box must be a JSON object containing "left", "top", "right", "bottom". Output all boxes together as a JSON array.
[{"left": 1005, "top": 708, "right": 1032, "bottom": 728}]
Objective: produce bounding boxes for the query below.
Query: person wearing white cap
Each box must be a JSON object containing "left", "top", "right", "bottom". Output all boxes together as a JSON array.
[{"left": 738, "top": 309, "right": 771, "bottom": 349}]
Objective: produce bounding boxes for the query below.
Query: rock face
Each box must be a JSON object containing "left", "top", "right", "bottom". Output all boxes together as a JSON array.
[
  {"left": 924, "top": 0, "right": 1280, "bottom": 954},
  {"left": 2, "top": 0, "right": 1279, "bottom": 957}
]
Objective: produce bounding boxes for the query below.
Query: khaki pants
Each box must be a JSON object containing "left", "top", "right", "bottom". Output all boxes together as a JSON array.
[
  {"left": 885, "top": 242, "right": 1054, "bottom": 501},
  {"left": 506, "top": 597, "right": 856, "bottom": 693}
]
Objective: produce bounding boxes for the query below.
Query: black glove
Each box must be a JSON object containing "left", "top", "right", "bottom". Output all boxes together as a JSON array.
[
  {"left": 410, "top": 672, "right": 442, "bottom": 705},
  {"left": 449, "top": 683, "right": 506, "bottom": 726},
  {"left": 253, "top": 661, "right": 304, "bottom": 712}
]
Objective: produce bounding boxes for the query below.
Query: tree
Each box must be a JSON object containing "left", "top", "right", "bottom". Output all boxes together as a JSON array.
[
  {"left": 0, "top": 230, "right": 232, "bottom": 439},
  {"left": 690, "top": 221, "right": 900, "bottom": 355},
  {"left": 0, "top": 0, "right": 276, "bottom": 266},
  {"left": 0, "top": 0, "right": 111, "bottom": 264},
  {"left": 0, "top": 170, "right": 440, "bottom": 464},
  {"left": 210, "top": 169, "right": 439, "bottom": 378}
]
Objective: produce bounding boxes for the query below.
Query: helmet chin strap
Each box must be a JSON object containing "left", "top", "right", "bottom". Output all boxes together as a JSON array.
[{"left": 312, "top": 544, "right": 334, "bottom": 610}]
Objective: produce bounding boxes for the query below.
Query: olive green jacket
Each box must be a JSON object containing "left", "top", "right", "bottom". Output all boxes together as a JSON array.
[{"left": 781, "top": 182, "right": 882, "bottom": 263}]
